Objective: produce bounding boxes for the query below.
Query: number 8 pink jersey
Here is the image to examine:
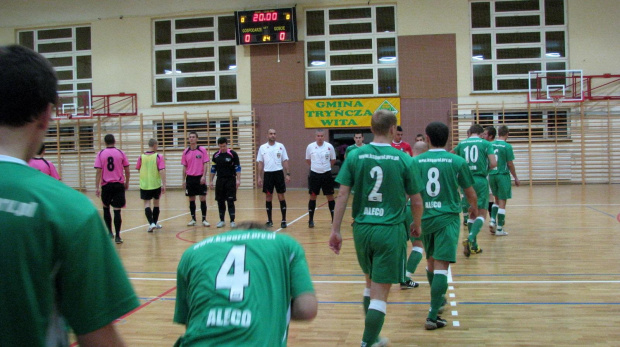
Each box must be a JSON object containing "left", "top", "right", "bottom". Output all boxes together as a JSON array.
[{"left": 94, "top": 147, "right": 129, "bottom": 185}]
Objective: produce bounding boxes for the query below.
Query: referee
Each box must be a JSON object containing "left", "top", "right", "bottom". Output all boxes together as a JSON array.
[
  {"left": 305, "top": 129, "right": 336, "bottom": 228},
  {"left": 256, "top": 128, "right": 291, "bottom": 228}
]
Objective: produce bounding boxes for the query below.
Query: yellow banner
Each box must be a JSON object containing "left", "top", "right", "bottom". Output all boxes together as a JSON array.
[{"left": 304, "top": 97, "right": 401, "bottom": 128}]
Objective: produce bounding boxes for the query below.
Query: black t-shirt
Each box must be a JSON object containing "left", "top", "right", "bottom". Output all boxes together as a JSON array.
[{"left": 211, "top": 149, "right": 240, "bottom": 178}]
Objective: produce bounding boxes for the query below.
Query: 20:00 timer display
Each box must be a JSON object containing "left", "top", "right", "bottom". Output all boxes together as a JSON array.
[{"left": 234, "top": 8, "right": 298, "bottom": 45}]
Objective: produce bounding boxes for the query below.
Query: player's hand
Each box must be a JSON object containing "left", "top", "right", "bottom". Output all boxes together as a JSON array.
[
  {"left": 161, "top": 186, "right": 166, "bottom": 195},
  {"left": 410, "top": 223, "right": 421, "bottom": 238},
  {"left": 468, "top": 205, "right": 478, "bottom": 217},
  {"left": 236, "top": 179, "right": 240, "bottom": 189},
  {"left": 328, "top": 231, "right": 342, "bottom": 255},
  {"left": 514, "top": 178, "right": 521, "bottom": 187},
  {"left": 95, "top": 188, "right": 100, "bottom": 197},
  {"left": 200, "top": 176, "right": 206, "bottom": 185},
  {"left": 257, "top": 177, "right": 263, "bottom": 187},
  {"left": 209, "top": 183, "right": 214, "bottom": 190},
  {"left": 182, "top": 181, "right": 186, "bottom": 189},
  {"left": 124, "top": 182, "right": 129, "bottom": 191},
  {"left": 285, "top": 175, "right": 291, "bottom": 184}
]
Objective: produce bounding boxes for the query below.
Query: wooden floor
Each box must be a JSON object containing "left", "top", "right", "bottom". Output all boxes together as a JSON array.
[{"left": 77, "top": 184, "right": 620, "bottom": 346}]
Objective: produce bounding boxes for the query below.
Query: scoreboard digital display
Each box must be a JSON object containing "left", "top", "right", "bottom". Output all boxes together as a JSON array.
[{"left": 234, "top": 8, "right": 297, "bottom": 45}]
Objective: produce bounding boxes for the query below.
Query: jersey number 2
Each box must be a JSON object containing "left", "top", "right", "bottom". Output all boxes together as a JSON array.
[
  {"left": 216, "top": 245, "right": 250, "bottom": 302},
  {"left": 368, "top": 166, "right": 383, "bottom": 202}
]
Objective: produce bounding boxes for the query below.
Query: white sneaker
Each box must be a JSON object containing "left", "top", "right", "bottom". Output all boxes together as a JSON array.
[
  {"left": 495, "top": 230, "right": 508, "bottom": 236},
  {"left": 155, "top": 223, "right": 162, "bottom": 229},
  {"left": 371, "top": 336, "right": 389, "bottom": 347},
  {"left": 202, "top": 220, "right": 211, "bottom": 227},
  {"left": 216, "top": 221, "right": 225, "bottom": 228},
  {"left": 148, "top": 223, "right": 156, "bottom": 232},
  {"left": 187, "top": 219, "right": 196, "bottom": 226},
  {"left": 230, "top": 221, "right": 236, "bottom": 228}
]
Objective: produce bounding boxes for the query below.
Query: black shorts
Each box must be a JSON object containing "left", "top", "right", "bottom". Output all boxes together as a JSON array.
[
  {"left": 101, "top": 182, "right": 126, "bottom": 208},
  {"left": 185, "top": 175, "right": 207, "bottom": 196},
  {"left": 263, "top": 170, "right": 286, "bottom": 194},
  {"left": 215, "top": 176, "right": 237, "bottom": 201},
  {"left": 308, "top": 170, "right": 334, "bottom": 196},
  {"left": 140, "top": 188, "right": 162, "bottom": 200}
]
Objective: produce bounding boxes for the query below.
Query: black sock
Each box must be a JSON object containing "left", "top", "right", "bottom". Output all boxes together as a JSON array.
[
  {"left": 266, "top": 201, "right": 273, "bottom": 222},
  {"left": 280, "top": 200, "right": 287, "bottom": 221},
  {"left": 328, "top": 200, "right": 335, "bottom": 222},
  {"left": 218, "top": 200, "right": 226, "bottom": 221},
  {"left": 488, "top": 201, "right": 493, "bottom": 214},
  {"left": 308, "top": 200, "right": 316, "bottom": 222},
  {"left": 103, "top": 207, "right": 112, "bottom": 233},
  {"left": 189, "top": 201, "right": 196, "bottom": 220},
  {"left": 113, "top": 209, "right": 122, "bottom": 236},
  {"left": 153, "top": 207, "right": 160, "bottom": 224},
  {"left": 200, "top": 201, "right": 207, "bottom": 221},
  {"left": 145, "top": 207, "right": 153, "bottom": 224},
  {"left": 227, "top": 199, "right": 235, "bottom": 222}
]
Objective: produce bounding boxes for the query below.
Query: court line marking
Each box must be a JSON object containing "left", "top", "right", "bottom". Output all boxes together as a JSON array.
[{"left": 586, "top": 205, "right": 617, "bottom": 219}]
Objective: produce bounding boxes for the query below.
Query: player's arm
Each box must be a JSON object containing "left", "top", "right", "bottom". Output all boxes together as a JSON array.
[
  {"left": 283, "top": 159, "right": 291, "bottom": 183},
  {"left": 257, "top": 160, "right": 264, "bottom": 187},
  {"left": 291, "top": 292, "right": 318, "bottom": 321},
  {"left": 76, "top": 323, "right": 127, "bottom": 347},
  {"left": 181, "top": 165, "right": 187, "bottom": 189},
  {"left": 507, "top": 160, "right": 520, "bottom": 186},
  {"left": 95, "top": 168, "right": 102, "bottom": 197},
  {"left": 209, "top": 165, "right": 216, "bottom": 190},
  {"left": 408, "top": 193, "right": 423, "bottom": 238},
  {"left": 488, "top": 152, "right": 497, "bottom": 170},
  {"left": 201, "top": 160, "right": 209, "bottom": 185},
  {"left": 463, "top": 186, "right": 478, "bottom": 217},
  {"left": 123, "top": 165, "right": 130, "bottom": 190},
  {"left": 329, "top": 184, "right": 351, "bottom": 254},
  {"left": 160, "top": 168, "right": 167, "bottom": 194}
]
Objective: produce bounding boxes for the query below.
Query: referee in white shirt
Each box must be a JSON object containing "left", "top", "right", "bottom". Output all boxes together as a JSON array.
[
  {"left": 305, "top": 129, "right": 336, "bottom": 228},
  {"left": 257, "top": 129, "right": 291, "bottom": 229}
]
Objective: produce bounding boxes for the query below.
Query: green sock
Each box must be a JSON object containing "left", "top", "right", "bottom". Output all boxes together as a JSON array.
[
  {"left": 362, "top": 307, "right": 385, "bottom": 346},
  {"left": 491, "top": 204, "right": 499, "bottom": 221},
  {"left": 426, "top": 269, "right": 434, "bottom": 286},
  {"left": 467, "top": 219, "right": 473, "bottom": 233},
  {"left": 406, "top": 249, "right": 423, "bottom": 274},
  {"left": 498, "top": 209, "right": 506, "bottom": 229},
  {"left": 470, "top": 218, "right": 484, "bottom": 242},
  {"left": 428, "top": 272, "right": 448, "bottom": 320}
]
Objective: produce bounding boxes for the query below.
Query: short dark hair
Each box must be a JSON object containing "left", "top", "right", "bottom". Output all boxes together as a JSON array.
[
  {"left": 498, "top": 125, "right": 510, "bottom": 137},
  {"left": 469, "top": 124, "right": 484, "bottom": 135},
  {"left": 485, "top": 126, "right": 497, "bottom": 139},
  {"left": 396, "top": 125, "right": 403, "bottom": 132},
  {"left": 371, "top": 110, "right": 397, "bottom": 136},
  {"left": 189, "top": 131, "right": 198, "bottom": 138},
  {"left": 217, "top": 137, "right": 228, "bottom": 145},
  {"left": 416, "top": 133, "right": 424, "bottom": 138},
  {"left": 0, "top": 45, "right": 57, "bottom": 127},
  {"left": 425, "top": 122, "right": 450, "bottom": 148},
  {"left": 104, "top": 134, "right": 115, "bottom": 146}
]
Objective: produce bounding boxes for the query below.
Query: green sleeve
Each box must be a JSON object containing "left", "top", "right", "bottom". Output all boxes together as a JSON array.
[
  {"left": 174, "top": 254, "right": 190, "bottom": 325},
  {"left": 457, "top": 160, "right": 475, "bottom": 190},
  {"left": 506, "top": 143, "right": 515, "bottom": 162},
  {"left": 287, "top": 238, "right": 314, "bottom": 299},
  {"left": 335, "top": 155, "right": 353, "bottom": 187},
  {"left": 406, "top": 158, "right": 424, "bottom": 195}
]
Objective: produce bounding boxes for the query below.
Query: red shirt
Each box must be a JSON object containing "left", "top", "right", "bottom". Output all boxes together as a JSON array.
[{"left": 391, "top": 141, "right": 413, "bottom": 156}]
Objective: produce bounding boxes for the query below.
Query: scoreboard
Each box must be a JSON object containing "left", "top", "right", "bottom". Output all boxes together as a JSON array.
[{"left": 234, "top": 8, "right": 297, "bottom": 45}]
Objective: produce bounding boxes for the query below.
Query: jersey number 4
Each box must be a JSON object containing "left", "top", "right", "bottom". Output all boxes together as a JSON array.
[{"left": 216, "top": 245, "right": 250, "bottom": 302}]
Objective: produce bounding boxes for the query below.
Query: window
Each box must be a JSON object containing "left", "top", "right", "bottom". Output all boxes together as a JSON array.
[
  {"left": 154, "top": 120, "right": 238, "bottom": 149},
  {"left": 305, "top": 6, "right": 397, "bottom": 98},
  {"left": 45, "top": 125, "right": 94, "bottom": 152},
  {"left": 153, "top": 16, "right": 237, "bottom": 104},
  {"left": 470, "top": 0, "right": 567, "bottom": 92},
  {"left": 18, "top": 26, "right": 92, "bottom": 93},
  {"left": 477, "top": 109, "right": 568, "bottom": 139}
]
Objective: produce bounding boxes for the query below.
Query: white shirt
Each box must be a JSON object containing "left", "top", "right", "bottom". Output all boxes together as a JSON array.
[
  {"left": 305, "top": 141, "right": 336, "bottom": 174},
  {"left": 256, "top": 141, "right": 289, "bottom": 172}
]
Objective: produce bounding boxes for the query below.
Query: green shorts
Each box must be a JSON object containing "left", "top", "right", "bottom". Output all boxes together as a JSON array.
[
  {"left": 462, "top": 176, "right": 489, "bottom": 209},
  {"left": 421, "top": 216, "right": 460, "bottom": 263},
  {"left": 489, "top": 173, "right": 512, "bottom": 200},
  {"left": 353, "top": 223, "right": 408, "bottom": 283}
]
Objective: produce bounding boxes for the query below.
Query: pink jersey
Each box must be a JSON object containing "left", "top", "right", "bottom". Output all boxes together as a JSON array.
[
  {"left": 182, "top": 146, "right": 210, "bottom": 176},
  {"left": 391, "top": 141, "right": 413, "bottom": 156},
  {"left": 28, "top": 158, "right": 60, "bottom": 180},
  {"left": 94, "top": 147, "right": 129, "bottom": 185}
]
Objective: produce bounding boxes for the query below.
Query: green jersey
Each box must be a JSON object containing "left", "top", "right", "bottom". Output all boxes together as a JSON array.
[
  {"left": 453, "top": 136, "right": 494, "bottom": 177},
  {"left": 174, "top": 230, "right": 314, "bottom": 347},
  {"left": 336, "top": 143, "right": 423, "bottom": 225},
  {"left": 412, "top": 149, "right": 475, "bottom": 232},
  {"left": 0, "top": 159, "right": 139, "bottom": 346},
  {"left": 489, "top": 140, "right": 515, "bottom": 175}
]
